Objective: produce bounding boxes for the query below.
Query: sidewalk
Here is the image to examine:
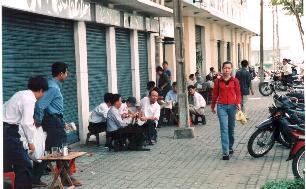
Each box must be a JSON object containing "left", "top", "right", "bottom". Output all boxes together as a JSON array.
[{"left": 41, "top": 90, "right": 294, "bottom": 189}]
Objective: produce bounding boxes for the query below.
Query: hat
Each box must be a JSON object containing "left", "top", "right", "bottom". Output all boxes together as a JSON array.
[{"left": 126, "top": 97, "right": 137, "bottom": 106}]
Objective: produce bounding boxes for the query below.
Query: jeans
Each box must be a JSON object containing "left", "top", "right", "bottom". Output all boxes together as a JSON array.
[
  {"left": 241, "top": 95, "right": 248, "bottom": 114},
  {"left": 217, "top": 104, "right": 237, "bottom": 155}
]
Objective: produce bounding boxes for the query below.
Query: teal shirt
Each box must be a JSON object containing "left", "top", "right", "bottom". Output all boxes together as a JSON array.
[{"left": 34, "top": 78, "right": 64, "bottom": 123}]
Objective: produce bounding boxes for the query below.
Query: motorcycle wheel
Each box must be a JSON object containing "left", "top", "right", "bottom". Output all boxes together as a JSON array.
[
  {"left": 248, "top": 128, "right": 275, "bottom": 158},
  {"left": 259, "top": 82, "right": 274, "bottom": 96},
  {"left": 292, "top": 148, "right": 305, "bottom": 179}
]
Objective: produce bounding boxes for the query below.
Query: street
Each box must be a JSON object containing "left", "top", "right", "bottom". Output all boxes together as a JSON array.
[{"left": 39, "top": 88, "right": 295, "bottom": 189}]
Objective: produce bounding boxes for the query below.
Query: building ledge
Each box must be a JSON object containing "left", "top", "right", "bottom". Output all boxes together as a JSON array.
[{"left": 106, "top": 0, "right": 173, "bottom": 17}]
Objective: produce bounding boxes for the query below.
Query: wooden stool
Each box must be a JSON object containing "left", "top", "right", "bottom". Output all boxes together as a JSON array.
[{"left": 85, "top": 132, "right": 100, "bottom": 146}]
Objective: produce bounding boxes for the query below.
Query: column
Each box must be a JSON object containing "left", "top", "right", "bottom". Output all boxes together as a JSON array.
[
  {"left": 148, "top": 33, "right": 156, "bottom": 82},
  {"left": 74, "top": 21, "right": 89, "bottom": 144},
  {"left": 183, "top": 16, "right": 196, "bottom": 76},
  {"left": 106, "top": 27, "right": 118, "bottom": 93},
  {"left": 130, "top": 30, "right": 141, "bottom": 100}
]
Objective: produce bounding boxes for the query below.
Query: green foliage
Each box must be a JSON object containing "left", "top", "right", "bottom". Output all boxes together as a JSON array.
[
  {"left": 261, "top": 179, "right": 305, "bottom": 189},
  {"left": 271, "top": 0, "right": 303, "bottom": 16}
]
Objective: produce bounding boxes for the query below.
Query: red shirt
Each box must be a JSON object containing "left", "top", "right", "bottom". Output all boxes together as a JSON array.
[{"left": 211, "top": 77, "right": 241, "bottom": 109}]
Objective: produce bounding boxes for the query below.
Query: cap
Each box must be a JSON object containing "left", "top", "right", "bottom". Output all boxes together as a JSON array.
[{"left": 126, "top": 97, "right": 137, "bottom": 106}]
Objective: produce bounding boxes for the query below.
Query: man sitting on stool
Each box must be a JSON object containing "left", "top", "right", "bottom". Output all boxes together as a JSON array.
[
  {"left": 188, "top": 85, "right": 207, "bottom": 125},
  {"left": 140, "top": 88, "right": 160, "bottom": 145},
  {"left": 107, "top": 94, "right": 149, "bottom": 151},
  {"left": 88, "top": 93, "right": 112, "bottom": 146}
]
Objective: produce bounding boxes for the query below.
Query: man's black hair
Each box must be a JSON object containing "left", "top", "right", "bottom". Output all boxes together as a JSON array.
[
  {"left": 210, "top": 67, "right": 214, "bottom": 72},
  {"left": 156, "top": 66, "right": 163, "bottom": 72},
  {"left": 162, "top": 61, "right": 168, "bottom": 65},
  {"left": 189, "top": 74, "right": 195, "bottom": 79},
  {"left": 187, "top": 85, "right": 196, "bottom": 90},
  {"left": 172, "top": 82, "right": 177, "bottom": 86},
  {"left": 28, "top": 76, "right": 49, "bottom": 92},
  {"left": 52, "top": 62, "right": 68, "bottom": 77},
  {"left": 149, "top": 87, "right": 160, "bottom": 96},
  {"left": 241, "top": 60, "right": 249, "bottom": 68},
  {"left": 110, "top": 94, "right": 121, "bottom": 105},
  {"left": 146, "top": 81, "right": 156, "bottom": 90},
  {"left": 104, "top": 93, "right": 113, "bottom": 103}
]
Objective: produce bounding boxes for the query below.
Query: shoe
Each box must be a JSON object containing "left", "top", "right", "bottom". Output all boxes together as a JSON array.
[
  {"left": 229, "top": 149, "right": 234, "bottom": 155},
  {"left": 71, "top": 178, "right": 82, "bottom": 187},
  {"left": 32, "top": 181, "right": 48, "bottom": 188},
  {"left": 148, "top": 142, "right": 155, "bottom": 145},
  {"left": 222, "top": 154, "right": 230, "bottom": 160}
]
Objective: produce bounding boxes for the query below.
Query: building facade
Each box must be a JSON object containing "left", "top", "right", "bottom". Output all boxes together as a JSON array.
[
  {"left": 2, "top": 0, "right": 172, "bottom": 144},
  {"left": 162, "top": 0, "right": 257, "bottom": 78}
]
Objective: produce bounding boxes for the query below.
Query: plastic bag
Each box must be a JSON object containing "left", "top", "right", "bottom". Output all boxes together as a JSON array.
[
  {"left": 236, "top": 110, "right": 247, "bottom": 125},
  {"left": 29, "top": 127, "right": 46, "bottom": 162}
]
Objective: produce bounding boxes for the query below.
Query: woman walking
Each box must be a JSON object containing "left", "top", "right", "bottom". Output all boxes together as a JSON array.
[{"left": 211, "top": 61, "right": 241, "bottom": 160}]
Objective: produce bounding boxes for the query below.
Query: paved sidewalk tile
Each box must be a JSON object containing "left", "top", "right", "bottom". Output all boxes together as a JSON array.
[{"left": 39, "top": 89, "right": 296, "bottom": 189}]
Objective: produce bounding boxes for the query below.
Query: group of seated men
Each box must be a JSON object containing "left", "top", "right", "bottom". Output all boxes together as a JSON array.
[{"left": 88, "top": 88, "right": 161, "bottom": 151}]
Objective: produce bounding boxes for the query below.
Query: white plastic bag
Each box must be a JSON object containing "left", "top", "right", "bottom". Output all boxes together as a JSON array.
[{"left": 29, "top": 127, "right": 46, "bottom": 162}]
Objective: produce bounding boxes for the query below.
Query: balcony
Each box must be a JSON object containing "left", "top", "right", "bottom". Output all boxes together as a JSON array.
[{"left": 104, "top": 0, "right": 173, "bottom": 17}]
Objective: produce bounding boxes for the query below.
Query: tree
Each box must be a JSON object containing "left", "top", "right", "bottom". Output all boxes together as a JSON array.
[{"left": 271, "top": 0, "right": 304, "bottom": 49}]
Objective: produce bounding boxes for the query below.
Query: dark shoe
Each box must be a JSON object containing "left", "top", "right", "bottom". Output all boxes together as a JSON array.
[
  {"left": 222, "top": 154, "right": 230, "bottom": 160},
  {"left": 32, "top": 181, "right": 48, "bottom": 188},
  {"left": 148, "top": 142, "right": 155, "bottom": 145},
  {"left": 135, "top": 147, "right": 150, "bottom": 151},
  {"left": 229, "top": 149, "right": 234, "bottom": 155}
]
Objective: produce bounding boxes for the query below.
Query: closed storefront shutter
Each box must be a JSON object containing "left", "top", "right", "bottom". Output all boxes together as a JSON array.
[
  {"left": 138, "top": 32, "right": 149, "bottom": 97},
  {"left": 115, "top": 28, "right": 132, "bottom": 99},
  {"left": 86, "top": 23, "right": 108, "bottom": 110},
  {"left": 3, "top": 8, "right": 79, "bottom": 143}
]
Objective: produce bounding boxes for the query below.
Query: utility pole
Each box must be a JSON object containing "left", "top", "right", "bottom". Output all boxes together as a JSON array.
[
  {"left": 173, "top": 0, "right": 194, "bottom": 138},
  {"left": 259, "top": 0, "right": 264, "bottom": 83}
]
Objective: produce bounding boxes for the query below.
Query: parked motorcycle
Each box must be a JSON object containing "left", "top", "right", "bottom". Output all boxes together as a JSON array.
[
  {"left": 278, "top": 117, "right": 305, "bottom": 179},
  {"left": 247, "top": 95, "right": 304, "bottom": 158},
  {"left": 259, "top": 74, "right": 303, "bottom": 96}
]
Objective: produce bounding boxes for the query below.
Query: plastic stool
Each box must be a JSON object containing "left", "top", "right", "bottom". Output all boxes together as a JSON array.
[{"left": 4, "top": 172, "right": 15, "bottom": 189}]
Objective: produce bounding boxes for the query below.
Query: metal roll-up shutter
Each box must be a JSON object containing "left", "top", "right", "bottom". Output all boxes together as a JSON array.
[
  {"left": 196, "top": 25, "right": 201, "bottom": 43},
  {"left": 86, "top": 23, "right": 108, "bottom": 110},
  {"left": 3, "top": 8, "right": 79, "bottom": 143},
  {"left": 115, "top": 28, "right": 132, "bottom": 99},
  {"left": 138, "top": 32, "right": 149, "bottom": 97}
]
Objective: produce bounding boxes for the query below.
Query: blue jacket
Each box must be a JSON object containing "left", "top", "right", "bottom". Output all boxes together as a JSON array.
[{"left": 235, "top": 68, "right": 252, "bottom": 95}]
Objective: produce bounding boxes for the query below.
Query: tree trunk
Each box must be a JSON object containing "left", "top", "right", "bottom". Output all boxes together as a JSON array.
[{"left": 289, "top": 4, "right": 304, "bottom": 49}]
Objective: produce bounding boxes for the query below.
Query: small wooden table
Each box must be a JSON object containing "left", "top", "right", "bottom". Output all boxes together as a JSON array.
[{"left": 39, "top": 152, "right": 86, "bottom": 189}]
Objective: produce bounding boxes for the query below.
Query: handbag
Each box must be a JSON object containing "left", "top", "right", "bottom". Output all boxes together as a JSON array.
[{"left": 236, "top": 110, "right": 247, "bottom": 125}]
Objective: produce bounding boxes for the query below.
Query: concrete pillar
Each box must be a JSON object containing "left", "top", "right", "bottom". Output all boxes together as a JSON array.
[
  {"left": 130, "top": 30, "right": 141, "bottom": 100},
  {"left": 148, "top": 33, "right": 156, "bottom": 82},
  {"left": 106, "top": 27, "right": 118, "bottom": 93},
  {"left": 164, "top": 44, "right": 176, "bottom": 81},
  {"left": 74, "top": 21, "right": 89, "bottom": 144},
  {"left": 183, "top": 16, "right": 196, "bottom": 76}
]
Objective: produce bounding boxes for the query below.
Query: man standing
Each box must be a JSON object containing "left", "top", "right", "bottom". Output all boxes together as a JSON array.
[
  {"left": 3, "top": 76, "right": 48, "bottom": 189},
  {"left": 156, "top": 66, "right": 171, "bottom": 98},
  {"left": 162, "top": 61, "right": 172, "bottom": 82},
  {"left": 34, "top": 62, "right": 81, "bottom": 186},
  {"left": 235, "top": 60, "right": 254, "bottom": 117},
  {"left": 140, "top": 88, "right": 160, "bottom": 145}
]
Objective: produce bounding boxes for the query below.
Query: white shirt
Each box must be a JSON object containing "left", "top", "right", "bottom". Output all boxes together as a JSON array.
[
  {"left": 3, "top": 90, "right": 37, "bottom": 144},
  {"left": 140, "top": 97, "right": 160, "bottom": 124},
  {"left": 190, "top": 91, "right": 206, "bottom": 110},
  {"left": 89, "top": 102, "right": 110, "bottom": 123},
  {"left": 282, "top": 63, "right": 292, "bottom": 75},
  {"left": 187, "top": 79, "right": 197, "bottom": 86}
]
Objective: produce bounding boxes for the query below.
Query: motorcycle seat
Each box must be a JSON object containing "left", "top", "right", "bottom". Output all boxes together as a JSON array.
[{"left": 288, "top": 124, "right": 305, "bottom": 132}]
